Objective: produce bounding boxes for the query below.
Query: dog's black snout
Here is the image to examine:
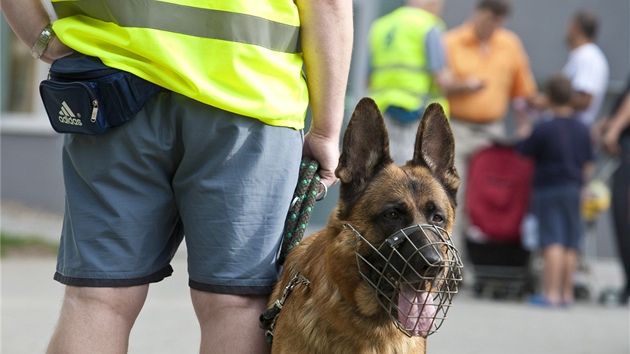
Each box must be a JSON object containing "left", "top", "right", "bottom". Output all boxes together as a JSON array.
[
  {"left": 379, "top": 226, "right": 448, "bottom": 281},
  {"left": 418, "top": 246, "right": 444, "bottom": 278},
  {"left": 403, "top": 228, "right": 446, "bottom": 277}
]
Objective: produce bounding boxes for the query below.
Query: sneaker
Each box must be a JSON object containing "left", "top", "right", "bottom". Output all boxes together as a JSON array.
[{"left": 528, "top": 294, "right": 562, "bottom": 308}]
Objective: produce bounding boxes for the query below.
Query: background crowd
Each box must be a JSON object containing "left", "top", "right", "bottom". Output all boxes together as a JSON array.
[{"left": 367, "top": 0, "right": 629, "bottom": 307}]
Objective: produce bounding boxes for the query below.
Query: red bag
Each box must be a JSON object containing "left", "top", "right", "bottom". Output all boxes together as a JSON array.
[{"left": 465, "top": 145, "right": 534, "bottom": 243}]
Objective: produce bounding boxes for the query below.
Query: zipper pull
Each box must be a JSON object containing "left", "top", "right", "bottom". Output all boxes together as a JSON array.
[{"left": 90, "top": 99, "right": 98, "bottom": 123}]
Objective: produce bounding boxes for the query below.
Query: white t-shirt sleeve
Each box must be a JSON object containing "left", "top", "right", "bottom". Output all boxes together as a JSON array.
[{"left": 563, "top": 44, "right": 608, "bottom": 95}]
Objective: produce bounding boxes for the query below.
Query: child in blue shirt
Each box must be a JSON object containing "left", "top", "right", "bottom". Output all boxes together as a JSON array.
[{"left": 516, "top": 73, "right": 594, "bottom": 306}]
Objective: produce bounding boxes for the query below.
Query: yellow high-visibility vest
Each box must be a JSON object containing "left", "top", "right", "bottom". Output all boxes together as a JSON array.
[
  {"left": 368, "top": 7, "right": 449, "bottom": 116},
  {"left": 51, "top": 0, "right": 308, "bottom": 129}
]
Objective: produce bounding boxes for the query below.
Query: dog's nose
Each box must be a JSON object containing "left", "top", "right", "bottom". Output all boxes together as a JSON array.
[
  {"left": 382, "top": 226, "right": 448, "bottom": 280},
  {"left": 417, "top": 246, "right": 444, "bottom": 278}
]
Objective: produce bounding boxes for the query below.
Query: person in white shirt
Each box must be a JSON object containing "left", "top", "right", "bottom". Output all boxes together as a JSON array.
[{"left": 562, "top": 9, "right": 609, "bottom": 127}]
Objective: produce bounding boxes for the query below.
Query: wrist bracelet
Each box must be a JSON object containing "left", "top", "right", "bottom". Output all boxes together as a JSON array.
[{"left": 30, "top": 23, "right": 55, "bottom": 59}]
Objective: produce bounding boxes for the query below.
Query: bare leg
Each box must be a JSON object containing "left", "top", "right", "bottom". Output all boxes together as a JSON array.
[
  {"left": 542, "top": 244, "right": 564, "bottom": 305},
  {"left": 47, "top": 285, "right": 149, "bottom": 354},
  {"left": 191, "top": 290, "right": 270, "bottom": 354},
  {"left": 562, "top": 248, "right": 579, "bottom": 304}
]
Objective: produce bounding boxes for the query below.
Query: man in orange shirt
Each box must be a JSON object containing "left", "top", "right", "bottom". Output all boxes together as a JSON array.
[{"left": 444, "top": 0, "right": 537, "bottom": 259}]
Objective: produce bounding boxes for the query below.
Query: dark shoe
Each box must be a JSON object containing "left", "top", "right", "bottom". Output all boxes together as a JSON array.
[{"left": 599, "top": 288, "right": 630, "bottom": 306}]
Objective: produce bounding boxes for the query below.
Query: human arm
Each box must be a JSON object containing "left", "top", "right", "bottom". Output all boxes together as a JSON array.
[
  {"left": 1, "top": 0, "right": 73, "bottom": 62},
  {"left": 296, "top": 0, "right": 353, "bottom": 189},
  {"left": 434, "top": 68, "right": 484, "bottom": 95},
  {"left": 514, "top": 118, "right": 541, "bottom": 159},
  {"left": 582, "top": 161, "right": 595, "bottom": 185},
  {"left": 513, "top": 104, "right": 533, "bottom": 141},
  {"left": 431, "top": 30, "right": 484, "bottom": 95},
  {"left": 601, "top": 92, "right": 630, "bottom": 155},
  {"left": 526, "top": 92, "right": 550, "bottom": 111},
  {"left": 508, "top": 34, "right": 537, "bottom": 102},
  {"left": 571, "top": 91, "right": 593, "bottom": 111}
]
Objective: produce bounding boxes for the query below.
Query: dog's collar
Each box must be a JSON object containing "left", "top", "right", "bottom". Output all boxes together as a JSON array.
[{"left": 259, "top": 272, "right": 310, "bottom": 344}]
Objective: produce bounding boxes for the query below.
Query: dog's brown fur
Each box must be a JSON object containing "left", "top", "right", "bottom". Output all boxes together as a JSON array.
[{"left": 268, "top": 98, "right": 459, "bottom": 354}]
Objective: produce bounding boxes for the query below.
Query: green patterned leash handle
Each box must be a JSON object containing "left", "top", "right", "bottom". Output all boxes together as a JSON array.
[{"left": 278, "top": 157, "right": 325, "bottom": 265}]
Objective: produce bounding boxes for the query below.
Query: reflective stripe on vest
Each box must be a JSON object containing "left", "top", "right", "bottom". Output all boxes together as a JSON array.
[
  {"left": 368, "top": 7, "right": 448, "bottom": 116},
  {"left": 53, "top": 1, "right": 301, "bottom": 53},
  {"left": 51, "top": 0, "right": 308, "bottom": 129}
]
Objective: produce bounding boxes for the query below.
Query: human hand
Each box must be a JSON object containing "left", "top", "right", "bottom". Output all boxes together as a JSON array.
[
  {"left": 302, "top": 130, "right": 340, "bottom": 191},
  {"left": 590, "top": 119, "right": 606, "bottom": 146},
  {"left": 464, "top": 77, "right": 485, "bottom": 92},
  {"left": 527, "top": 93, "right": 550, "bottom": 110},
  {"left": 514, "top": 110, "right": 533, "bottom": 139},
  {"left": 602, "top": 125, "right": 621, "bottom": 155},
  {"left": 41, "top": 36, "right": 74, "bottom": 63}
]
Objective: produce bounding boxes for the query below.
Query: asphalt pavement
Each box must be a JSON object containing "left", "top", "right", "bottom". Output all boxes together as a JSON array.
[{"left": 1, "top": 201, "right": 629, "bottom": 354}]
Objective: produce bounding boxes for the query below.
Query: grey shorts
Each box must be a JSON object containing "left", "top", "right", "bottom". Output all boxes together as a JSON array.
[{"left": 55, "top": 91, "right": 303, "bottom": 294}]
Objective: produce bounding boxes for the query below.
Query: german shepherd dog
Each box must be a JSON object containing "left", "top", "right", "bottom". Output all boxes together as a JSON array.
[{"left": 263, "top": 98, "right": 463, "bottom": 354}]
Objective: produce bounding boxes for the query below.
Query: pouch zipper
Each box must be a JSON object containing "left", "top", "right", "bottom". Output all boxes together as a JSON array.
[{"left": 90, "top": 99, "right": 99, "bottom": 123}]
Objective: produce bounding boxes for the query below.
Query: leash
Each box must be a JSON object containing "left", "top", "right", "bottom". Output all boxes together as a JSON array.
[
  {"left": 278, "top": 156, "right": 325, "bottom": 265},
  {"left": 258, "top": 157, "right": 322, "bottom": 344},
  {"left": 259, "top": 272, "right": 311, "bottom": 344}
]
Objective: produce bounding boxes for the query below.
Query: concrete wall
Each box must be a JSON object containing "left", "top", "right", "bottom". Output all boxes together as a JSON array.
[{"left": 1, "top": 122, "right": 66, "bottom": 213}]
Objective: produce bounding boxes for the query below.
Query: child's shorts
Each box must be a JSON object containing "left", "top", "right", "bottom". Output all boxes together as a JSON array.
[
  {"left": 531, "top": 184, "right": 583, "bottom": 250},
  {"left": 54, "top": 91, "right": 303, "bottom": 294}
]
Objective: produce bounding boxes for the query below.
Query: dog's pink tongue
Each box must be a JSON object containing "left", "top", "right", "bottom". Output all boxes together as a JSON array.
[{"left": 398, "top": 284, "right": 436, "bottom": 337}]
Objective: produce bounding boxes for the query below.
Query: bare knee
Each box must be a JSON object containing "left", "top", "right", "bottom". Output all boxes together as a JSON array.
[
  {"left": 191, "top": 290, "right": 268, "bottom": 322},
  {"left": 47, "top": 285, "right": 149, "bottom": 354},
  {"left": 62, "top": 285, "right": 149, "bottom": 326},
  {"left": 190, "top": 290, "right": 270, "bottom": 354}
]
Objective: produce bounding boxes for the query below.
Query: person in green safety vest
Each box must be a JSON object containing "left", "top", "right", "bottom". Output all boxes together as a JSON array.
[
  {"left": 2, "top": 0, "right": 353, "bottom": 353},
  {"left": 368, "top": 0, "right": 484, "bottom": 164}
]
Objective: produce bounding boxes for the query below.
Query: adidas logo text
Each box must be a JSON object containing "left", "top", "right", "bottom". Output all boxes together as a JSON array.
[{"left": 58, "top": 101, "right": 83, "bottom": 126}]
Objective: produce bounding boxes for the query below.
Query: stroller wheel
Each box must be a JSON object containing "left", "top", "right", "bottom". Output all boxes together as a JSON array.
[
  {"left": 492, "top": 287, "right": 510, "bottom": 300},
  {"left": 574, "top": 284, "right": 591, "bottom": 301},
  {"left": 472, "top": 282, "right": 484, "bottom": 297}
]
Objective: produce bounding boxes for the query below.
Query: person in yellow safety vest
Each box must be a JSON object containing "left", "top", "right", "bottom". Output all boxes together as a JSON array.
[
  {"left": 368, "top": 0, "right": 484, "bottom": 164},
  {"left": 2, "top": 0, "right": 352, "bottom": 353}
]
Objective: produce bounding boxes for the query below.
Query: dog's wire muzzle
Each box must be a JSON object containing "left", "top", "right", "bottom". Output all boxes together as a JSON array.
[{"left": 345, "top": 223, "right": 463, "bottom": 338}]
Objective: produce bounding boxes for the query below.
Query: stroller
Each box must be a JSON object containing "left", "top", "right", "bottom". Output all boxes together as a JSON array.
[
  {"left": 464, "top": 144, "right": 535, "bottom": 299},
  {"left": 577, "top": 156, "right": 618, "bottom": 303}
]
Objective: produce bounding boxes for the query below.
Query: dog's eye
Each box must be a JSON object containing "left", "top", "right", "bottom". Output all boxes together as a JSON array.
[
  {"left": 384, "top": 211, "right": 398, "bottom": 220},
  {"left": 432, "top": 214, "right": 444, "bottom": 224}
]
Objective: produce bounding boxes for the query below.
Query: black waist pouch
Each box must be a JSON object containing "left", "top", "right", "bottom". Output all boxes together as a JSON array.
[{"left": 39, "top": 54, "right": 162, "bottom": 135}]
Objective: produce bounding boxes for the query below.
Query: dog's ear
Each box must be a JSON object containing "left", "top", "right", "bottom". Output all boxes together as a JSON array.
[
  {"left": 336, "top": 97, "right": 393, "bottom": 203},
  {"left": 411, "top": 103, "right": 459, "bottom": 201}
]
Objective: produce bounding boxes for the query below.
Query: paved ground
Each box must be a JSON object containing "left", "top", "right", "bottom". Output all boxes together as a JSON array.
[{"left": 2, "top": 201, "right": 629, "bottom": 354}]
